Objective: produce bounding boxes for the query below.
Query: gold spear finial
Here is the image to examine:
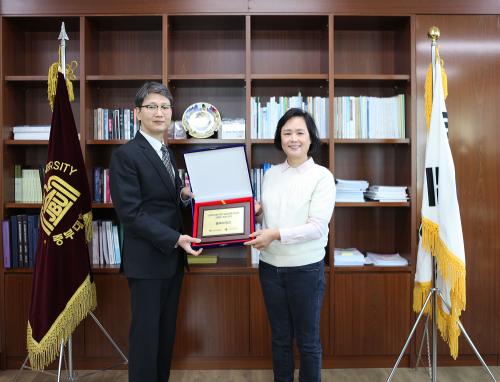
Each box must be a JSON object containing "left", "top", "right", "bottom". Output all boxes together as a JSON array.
[{"left": 428, "top": 26, "right": 440, "bottom": 42}]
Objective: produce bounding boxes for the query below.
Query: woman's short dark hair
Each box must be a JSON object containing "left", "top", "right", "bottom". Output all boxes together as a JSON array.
[
  {"left": 134, "top": 81, "right": 173, "bottom": 107},
  {"left": 273, "top": 108, "right": 321, "bottom": 155}
]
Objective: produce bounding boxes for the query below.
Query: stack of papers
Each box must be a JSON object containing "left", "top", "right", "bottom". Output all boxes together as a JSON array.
[
  {"left": 13, "top": 125, "right": 51, "bottom": 140},
  {"left": 366, "top": 252, "right": 408, "bottom": 266},
  {"left": 334, "top": 248, "right": 365, "bottom": 267},
  {"left": 364, "top": 186, "right": 408, "bottom": 202},
  {"left": 335, "top": 179, "right": 369, "bottom": 202}
]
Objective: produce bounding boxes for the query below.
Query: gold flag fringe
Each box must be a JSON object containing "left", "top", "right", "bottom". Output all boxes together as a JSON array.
[
  {"left": 424, "top": 52, "right": 448, "bottom": 130},
  {"left": 413, "top": 217, "right": 466, "bottom": 359},
  {"left": 47, "top": 46, "right": 78, "bottom": 111},
  {"left": 27, "top": 275, "right": 97, "bottom": 370},
  {"left": 82, "top": 211, "right": 93, "bottom": 243},
  {"left": 413, "top": 281, "right": 432, "bottom": 315}
]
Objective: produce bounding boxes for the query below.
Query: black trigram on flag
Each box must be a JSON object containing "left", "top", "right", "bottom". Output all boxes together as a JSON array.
[
  {"left": 425, "top": 166, "right": 439, "bottom": 207},
  {"left": 442, "top": 111, "right": 449, "bottom": 136}
]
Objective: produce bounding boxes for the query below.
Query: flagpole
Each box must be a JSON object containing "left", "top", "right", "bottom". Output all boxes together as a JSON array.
[
  {"left": 58, "top": 21, "right": 75, "bottom": 382},
  {"left": 58, "top": 22, "right": 68, "bottom": 78},
  {"left": 429, "top": 26, "right": 439, "bottom": 382}
]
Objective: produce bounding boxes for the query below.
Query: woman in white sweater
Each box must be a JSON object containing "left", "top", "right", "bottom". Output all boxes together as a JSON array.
[{"left": 245, "top": 108, "right": 335, "bottom": 382}]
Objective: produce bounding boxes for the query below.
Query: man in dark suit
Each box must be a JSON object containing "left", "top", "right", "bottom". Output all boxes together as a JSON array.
[{"left": 109, "top": 82, "right": 201, "bottom": 382}]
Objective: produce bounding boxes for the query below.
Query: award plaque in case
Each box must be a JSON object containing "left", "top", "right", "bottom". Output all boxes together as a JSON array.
[{"left": 184, "top": 146, "right": 254, "bottom": 248}]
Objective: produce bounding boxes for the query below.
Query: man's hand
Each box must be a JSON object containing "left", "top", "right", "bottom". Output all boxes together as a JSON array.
[
  {"left": 180, "top": 186, "right": 193, "bottom": 202},
  {"left": 244, "top": 228, "right": 280, "bottom": 251},
  {"left": 177, "top": 234, "right": 203, "bottom": 256},
  {"left": 254, "top": 201, "right": 262, "bottom": 216}
]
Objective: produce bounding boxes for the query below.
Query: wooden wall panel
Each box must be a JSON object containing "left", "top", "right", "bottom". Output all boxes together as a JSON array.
[
  {"left": 3, "top": 0, "right": 500, "bottom": 15},
  {"left": 416, "top": 15, "right": 500, "bottom": 358},
  {"left": 247, "top": 0, "right": 500, "bottom": 14},
  {"left": 3, "top": 274, "right": 85, "bottom": 367},
  {"left": 251, "top": 16, "right": 328, "bottom": 75},
  {"left": 173, "top": 274, "right": 250, "bottom": 357},
  {"left": 0, "top": 0, "right": 248, "bottom": 15},
  {"left": 333, "top": 271, "right": 411, "bottom": 356},
  {"left": 82, "top": 275, "right": 130, "bottom": 359},
  {"left": 4, "top": 275, "right": 33, "bottom": 357},
  {"left": 168, "top": 16, "right": 246, "bottom": 76}
]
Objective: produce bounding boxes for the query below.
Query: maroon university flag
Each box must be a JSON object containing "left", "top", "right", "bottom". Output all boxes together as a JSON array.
[{"left": 27, "top": 72, "right": 96, "bottom": 370}]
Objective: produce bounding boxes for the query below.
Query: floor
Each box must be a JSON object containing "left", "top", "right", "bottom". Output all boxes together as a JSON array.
[{"left": 0, "top": 366, "right": 499, "bottom": 381}]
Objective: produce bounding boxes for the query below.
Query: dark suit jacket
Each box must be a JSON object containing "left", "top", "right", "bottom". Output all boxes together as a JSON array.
[{"left": 109, "top": 132, "right": 184, "bottom": 279}]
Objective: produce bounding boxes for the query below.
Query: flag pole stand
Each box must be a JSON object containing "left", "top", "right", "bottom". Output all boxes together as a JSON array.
[
  {"left": 14, "top": 312, "right": 128, "bottom": 382},
  {"left": 386, "top": 259, "right": 497, "bottom": 381}
]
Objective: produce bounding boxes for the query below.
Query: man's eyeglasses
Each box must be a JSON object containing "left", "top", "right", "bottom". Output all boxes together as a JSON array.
[{"left": 140, "top": 104, "right": 173, "bottom": 112}]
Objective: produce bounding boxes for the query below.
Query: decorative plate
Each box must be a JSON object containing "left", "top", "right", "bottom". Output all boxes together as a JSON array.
[{"left": 182, "top": 102, "right": 222, "bottom": 138}]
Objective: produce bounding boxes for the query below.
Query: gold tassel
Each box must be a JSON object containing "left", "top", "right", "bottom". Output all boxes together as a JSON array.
[
  {"left": 419, "top": 217, "right": 466, "bottom": 359},
  {"left": 413, "top": 281, "right": 432, "bottom": 314},
  {"left": 82, "top": 211, "right": 93, "bottom": 243},
  {"left": 47, "top": 46, "right": 78, "bottom": 110},
  {"left": 423, "top": 50, "right": 448, "bottom": 130},
  {"left": 27, "top": 275, "right": 97, "bottom": 370},
  {"left": 436, "top": 295, "right": 462, "bottom": 359}
]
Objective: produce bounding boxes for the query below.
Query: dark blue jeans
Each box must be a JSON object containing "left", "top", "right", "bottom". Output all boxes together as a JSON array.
[{"left": 259, "top": 259, "right": 325, "bottom": 382}]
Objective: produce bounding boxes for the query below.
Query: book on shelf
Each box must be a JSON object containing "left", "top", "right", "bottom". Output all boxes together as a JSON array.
[
  {"left": 335, "top": 178, "right": 369, "bottom": 202},
  {"left": 334, "top": 94, "right": 405, "bottom": 139},
  {"left": 90, "top": 220, "right": 122, "bottom": 266},
  {"left": 251, "top": 163, "right": 271, "bottom": 202},
  {"left": 13, "top": 125, "right": 51, "bottom": 140},
  {"left": 14, "top": 165, "right": 44, "bottom": 203},
  {"left": 9, "top": 216, "right": 18, "bottom": 268},
  {"left": 364, "top": 185, "right": 408, "bottom": 202},
  {"left": 93, "top": 167, "right": 111, "bottom": 203},
  {"left": 93, "top": 107, "right": 138, "bottom": 140},
  {"left": 365, "top": 252, "right": 408, "bottom": 267},
  {"left": 4, "top": 214, "right": 40, "bottom": 269},
  {"left": 14, "top": 165, "right": 22, "bottom": 202},
  {"left": 251, "top": 223, "right": 262, "bottom": 265},
  {"left": 17, "top": 214, "right": 27, "bottom": 268},
  {"left": 251, "top": 94, "right": 328, "bottom": 139},
  {"left": 187, "top": 255, "right": 218, "bottom": 264},
  {"left": 2, "top": 220, "right": 11, "bottom": 269},
  {"left": 112, "top": 224, "right": 121, "bottom": 265},
  {"left": 334, "top": 248, "right": 365, "bottom": 267}
]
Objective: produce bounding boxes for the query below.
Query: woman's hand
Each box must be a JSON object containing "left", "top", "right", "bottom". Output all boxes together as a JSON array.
[{"left": 244, "top": 228, "right": 280, "bottom": 250}]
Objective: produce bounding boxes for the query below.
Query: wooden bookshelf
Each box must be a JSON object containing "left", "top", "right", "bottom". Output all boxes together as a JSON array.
[
  {"left": 3, "top": 11, "right": 412, "bottom": 365},
  {"left": 1, "top": 2, "right": 498, "bottom": 371},
  {"left": 0, "top": 11, "right": 414, "bottom": 370}
]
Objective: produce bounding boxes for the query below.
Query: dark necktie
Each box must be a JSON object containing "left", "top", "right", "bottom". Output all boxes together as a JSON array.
[{"left": 160, "top": 144, "right": 176, "bottom": 184}]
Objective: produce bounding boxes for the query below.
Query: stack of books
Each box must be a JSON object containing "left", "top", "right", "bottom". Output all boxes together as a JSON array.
[
  {"left": 333, "top": 94, "right": 405, "bottom": 139},
  {"left": 13, "top": 125, "right": 51, "bottom": 140},
  {"left": 90, "top": 220, "right": 122, "bottom": 266},
  {"left": 364, "top": 186, "right": 408, "bottom": 202},
  {"left": 334, "top": 248, "right": 365, "bottom": 267},
  {"left": 335, "top": 179, "right": 369, "bottom": 202},
  {"left": 366, "top": 252, "right": 408, "bottom": 266},
  {"left": 251, "top": 93, "right": 328, "bottom": 139}
]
